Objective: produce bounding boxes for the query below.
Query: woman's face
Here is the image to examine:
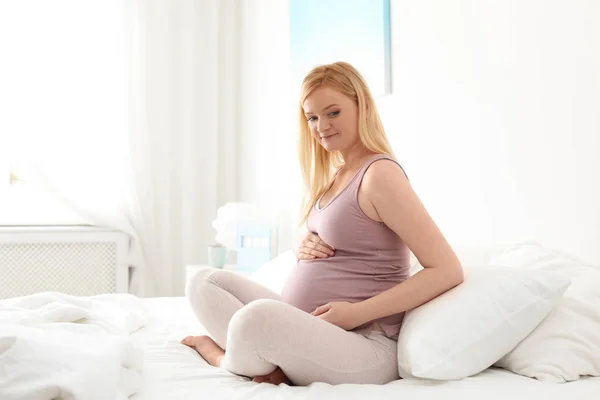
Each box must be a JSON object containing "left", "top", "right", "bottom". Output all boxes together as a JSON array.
[{"left": 302, "top": 86, "right": 360, "bottom": 152}]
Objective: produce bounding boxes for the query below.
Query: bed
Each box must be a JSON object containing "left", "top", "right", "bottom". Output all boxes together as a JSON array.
[
  {"left": 2, "top": 243, "right": 599, "bottom": 400},
  {"left": 135, "top": 296, "right": 600, "bottom": 400}
]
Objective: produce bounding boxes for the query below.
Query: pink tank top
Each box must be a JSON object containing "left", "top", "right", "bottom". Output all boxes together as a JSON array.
[{"left": 281, "top": 154, "right": 411, "bottom": 338}]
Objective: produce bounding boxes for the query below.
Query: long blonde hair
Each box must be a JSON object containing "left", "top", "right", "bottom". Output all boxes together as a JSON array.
[{"left": 297, "top": 61, "right": 396, "bottom": 225}]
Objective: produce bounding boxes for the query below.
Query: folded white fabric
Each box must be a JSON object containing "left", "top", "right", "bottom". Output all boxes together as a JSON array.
[
  {"left": 397, "top": 266, "right": 571, "bottom": 380},
  {"left": 0, "top": 292, "right": 147, "bottom": 400},
  {"left": 491, "top": 242, "right": 600, "bottom": 382}
]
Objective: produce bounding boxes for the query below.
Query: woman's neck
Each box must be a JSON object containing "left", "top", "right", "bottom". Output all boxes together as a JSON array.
[{"left": 340, "top": 146, "right": 377, "bottom": 172}]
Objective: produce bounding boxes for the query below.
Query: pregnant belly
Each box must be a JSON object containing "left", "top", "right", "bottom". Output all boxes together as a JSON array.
[{"left": 281, "top": 259, "right": 373, "bottom": 313}]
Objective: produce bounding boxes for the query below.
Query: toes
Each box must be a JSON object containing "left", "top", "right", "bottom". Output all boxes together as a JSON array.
[
  {"left": 253, "top": 374, "right": 285, "bottom": 385},
  {"left": 253, "top": 374, "right": 275, "bottom": 384},
  {"left": 181, "top": 336, "right": 195, "bottom": 346}
]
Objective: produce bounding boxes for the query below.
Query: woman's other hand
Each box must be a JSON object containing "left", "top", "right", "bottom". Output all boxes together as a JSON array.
[
  {"left": 311, "top": 301, "right": 366, "bottom": 331},
  {"left": 294, "top": 232, "right": 335, "bottom": 260}
]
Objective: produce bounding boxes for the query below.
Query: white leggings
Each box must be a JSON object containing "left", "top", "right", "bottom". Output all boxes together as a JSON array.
[{"left": 185, "top": 266, "right": 399, "bottom": 386}]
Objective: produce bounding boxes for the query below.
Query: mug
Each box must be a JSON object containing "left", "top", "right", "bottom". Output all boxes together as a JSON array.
[{"left": 207, "top": 245, "right": 227, "bottom": 268}]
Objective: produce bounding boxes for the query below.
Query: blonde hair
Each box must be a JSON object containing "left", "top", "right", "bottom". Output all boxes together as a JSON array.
[{"left": 297, "top": 61, "right": 396, "bottom": 225}]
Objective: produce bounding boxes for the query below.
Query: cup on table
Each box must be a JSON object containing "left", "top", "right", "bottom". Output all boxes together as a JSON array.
[{"left": 207, "top": 245, "right": 227, "bottom": 268}]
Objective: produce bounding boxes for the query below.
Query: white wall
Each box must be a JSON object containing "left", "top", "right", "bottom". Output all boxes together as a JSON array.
[
  {"left": 379, "top": 0, "right": 600, "bottom": 263},
  {"left": 238, "top": 0, "right": 600, "bottom": 264}
]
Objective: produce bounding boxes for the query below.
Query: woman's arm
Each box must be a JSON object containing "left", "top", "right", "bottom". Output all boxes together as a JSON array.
[{"left": 354, "top": 160, "right": 464, "bottom": 325}]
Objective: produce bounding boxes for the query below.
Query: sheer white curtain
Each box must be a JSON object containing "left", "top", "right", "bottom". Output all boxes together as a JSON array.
[
  {"left": 124, "top": 0, "right": 239, "bottom": 296},
  {"left": 0, "top": 0, "right": 239, "bottom": 296}
]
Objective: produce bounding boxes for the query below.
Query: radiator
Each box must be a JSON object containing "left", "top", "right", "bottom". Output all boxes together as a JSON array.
[{"left": 0, "top": 226, "right": 130, "bottom": 299}]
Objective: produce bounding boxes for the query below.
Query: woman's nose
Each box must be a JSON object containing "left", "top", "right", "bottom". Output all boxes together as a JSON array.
[{"left": 317, "top": 117, "right": 330, "bottom": 133}]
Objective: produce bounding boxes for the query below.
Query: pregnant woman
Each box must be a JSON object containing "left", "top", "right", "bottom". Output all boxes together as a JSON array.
[{"left": 182, "top": 61, "right": 464, "bottom": 386}]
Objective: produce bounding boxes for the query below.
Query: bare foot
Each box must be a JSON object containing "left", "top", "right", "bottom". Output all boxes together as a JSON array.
[
  {"left": 252, "top": 367, "right": 293, "bottom": 385},
  {"left": 181, "top": 335, "right": 225, "bottom": 367}
]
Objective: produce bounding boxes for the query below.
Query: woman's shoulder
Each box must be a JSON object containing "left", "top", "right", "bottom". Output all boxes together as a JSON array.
[
  {"left": 364, "top": 156, "right": 406, "bottom": 178},
  {"left": 361, "top": 157, "right": 409, "bottom": 194}
]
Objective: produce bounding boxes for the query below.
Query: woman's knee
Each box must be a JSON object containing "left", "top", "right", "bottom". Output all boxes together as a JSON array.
[
  {"left": 185, "top": 266, "right": 226, "bottom": 301},
  {"left": 228, "top": 299, "right": 289, "bottom": 344}
]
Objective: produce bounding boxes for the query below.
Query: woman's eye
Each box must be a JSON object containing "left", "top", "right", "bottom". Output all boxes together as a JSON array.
[{"left": 307, "top": 111, "right": 338, "bottom": 121}]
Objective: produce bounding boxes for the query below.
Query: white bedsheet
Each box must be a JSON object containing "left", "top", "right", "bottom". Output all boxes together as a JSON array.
[
  {"left": 0, "top": 292, "right": 146, "bottom": 400},
  {"left": 135, "top": 297, "right": 600, "bottom": 400}
]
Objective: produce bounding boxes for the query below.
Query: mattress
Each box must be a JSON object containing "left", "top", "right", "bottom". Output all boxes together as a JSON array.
[{"left": 134, "top": 297, "right": 600, "bottom": 400}]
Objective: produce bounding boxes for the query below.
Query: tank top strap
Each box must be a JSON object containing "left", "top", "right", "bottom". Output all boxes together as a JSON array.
[{"left": 346, "top": 154, "right": 404, "bottom": 197}]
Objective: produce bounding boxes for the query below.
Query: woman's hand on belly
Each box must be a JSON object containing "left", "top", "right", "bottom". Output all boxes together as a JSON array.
[
  {"left": 311, "top": 301, "right": 368, "bottom": 331},
  {"left": 295, "top": 232, "right": 335, "bottom": 260}
]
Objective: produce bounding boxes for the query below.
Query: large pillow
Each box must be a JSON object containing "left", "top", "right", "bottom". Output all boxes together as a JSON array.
[
  {"left": 490, "top": 242, "right": 600, "bottom": 382},
  {"left": 397, "top": 266, "right": 571, "bottom": 380},
  {"left": 409, "top": 246, "right": 505, "bottom": 276},
  {"left": 249, "top": 249, "right": 296, "bottom": 295}
]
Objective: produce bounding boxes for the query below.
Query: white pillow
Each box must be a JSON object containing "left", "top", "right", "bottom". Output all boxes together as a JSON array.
[
  {"left": 249, "top": 250, "right": 296, "bottom": 295},
  {"left": 490, "top": 242, "right": 600, "bottom": 382},
  {"left": 397, "top": 266, "right": 571, "bottom": 380},
  {"left": 409, "top": 246, "right": 505, "bottom": 276}
]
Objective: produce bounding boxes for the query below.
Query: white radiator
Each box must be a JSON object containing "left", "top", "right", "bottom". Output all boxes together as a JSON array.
[{"left": 0, "top": 226, "right": 130, "bottom": 299}]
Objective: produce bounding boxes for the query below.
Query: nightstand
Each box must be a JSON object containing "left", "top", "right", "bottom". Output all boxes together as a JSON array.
[{"left": 185, "top": 264, "right": 254, "bottom": 288}]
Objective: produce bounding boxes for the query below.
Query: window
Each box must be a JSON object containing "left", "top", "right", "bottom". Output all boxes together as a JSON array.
[
  {"left": 0, "top": 1, "right": 125, "bottom": 226},
  {"left": 0, "top": 164, "right": 88, "bottom": 226}
]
